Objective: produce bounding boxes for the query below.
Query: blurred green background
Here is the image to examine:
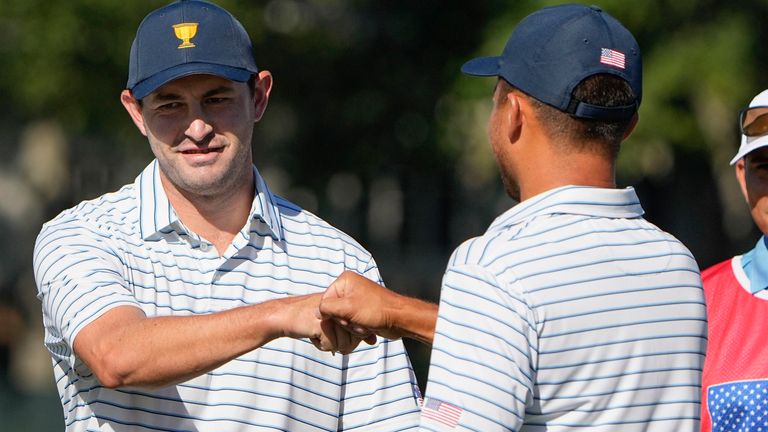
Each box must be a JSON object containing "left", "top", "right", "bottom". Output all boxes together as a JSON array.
[{"left": 1, "top": 0, "right": 766, "bottom": 429}]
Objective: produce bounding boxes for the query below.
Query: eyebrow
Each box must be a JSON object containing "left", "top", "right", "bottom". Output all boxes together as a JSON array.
[
  {"left": 150, "top": 85, "right": 236, "bottom": 102},
  {"left": 202, "top": 86, "right": 236, "bottom": 98}
]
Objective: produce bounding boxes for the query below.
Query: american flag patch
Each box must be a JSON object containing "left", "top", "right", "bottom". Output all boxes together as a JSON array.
[
  {"left": 600, "top": 48, "right": 626, "bottom": 69},
  {"left": 708, "top": 379, "right": 768, "bottom": 431},
  {"left": 422, "top": 398, "right": 462, "bottom": 428}
]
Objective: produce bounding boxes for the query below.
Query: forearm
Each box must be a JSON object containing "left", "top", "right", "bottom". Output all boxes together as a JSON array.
[
  {"left": 320, "top": 271, "right": 439, "bottom": 345},
  {"left": 390, "top": 295, "right": 438, "bottom": 345},
  {"left": 76, "top": 297, "right": 304, "bottom": 388}
]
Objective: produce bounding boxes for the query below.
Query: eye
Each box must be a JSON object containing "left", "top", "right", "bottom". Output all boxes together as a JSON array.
[
  {"left": 206, "top": 96, "right": 231, "bottom": 104},
  {"left": 156, "top": 102, "right": 182, "bottom": 111},
  {"left": 750, "top": 161, "right": 768, "bottom": 174}
]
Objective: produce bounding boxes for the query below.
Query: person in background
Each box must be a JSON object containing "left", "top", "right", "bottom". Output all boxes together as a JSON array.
[
  {"left": 320, "top": 4, "right": 707, "bottom": 431},
  {"left": 700, "top": 89, "right": 768, "bottom": 432},
  {"left": 32, "top": 1, "right": 421, "bottom": 430}
]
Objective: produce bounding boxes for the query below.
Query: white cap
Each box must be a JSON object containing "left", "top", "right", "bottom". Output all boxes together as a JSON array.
[{"left": 731, "top": 89, "right": 768, "bottom": 165}]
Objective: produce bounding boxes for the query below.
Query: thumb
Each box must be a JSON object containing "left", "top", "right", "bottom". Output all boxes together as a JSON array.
[
  {"left": 364, "top": 333, "right": 378, "bottom": 345},
  {"left": 318, "top": 295, "right": 348, "bottom": 322},
  {"left": 317, "top": 283, "right": 336, "bottom": 320},
  {"left": 323, "top": 278, "right": 344, "bottom": 301}
]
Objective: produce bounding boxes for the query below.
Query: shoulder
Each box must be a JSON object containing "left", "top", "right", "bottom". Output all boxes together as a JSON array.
[
  {"left": 273, "top": 194, "right": 372, "bottom": 261},
  {"left": 447, "top": 232, "right": 504, "bottom": 269},
  {"left": 37, "top": 184, "right": 138, "bottom": 247},
  {"left": 701, "top": 257, "right": 737, "bottom": 286},
  {"left": 445, "top": 232, "right": 526, "bottom": 301},
  {"left": 448, "top": 212, "right": 598, "bottom": 271},
  {"left": 33, "top": 185, "right": 137, "bottom": 283}
]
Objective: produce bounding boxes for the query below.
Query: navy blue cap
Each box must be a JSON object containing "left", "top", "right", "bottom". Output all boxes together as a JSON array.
[
  {"left": 127, "top": 0, "right": 258, "bottom": 100},
  {"left": 462, "top": 4, "right": 641, "bottom": 121}
]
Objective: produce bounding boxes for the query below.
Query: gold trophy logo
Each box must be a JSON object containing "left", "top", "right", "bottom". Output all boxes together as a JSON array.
[{"left": 173, "top": 22, "right": 198, "bottom": 49}]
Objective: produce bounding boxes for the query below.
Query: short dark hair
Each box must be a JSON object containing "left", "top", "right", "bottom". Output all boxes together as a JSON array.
[
  {"left": 247, "top": 75, "right": 257, "bottom": 96},
  {"left": 500, "top": 74, "right": 636, "bottom": 159}
]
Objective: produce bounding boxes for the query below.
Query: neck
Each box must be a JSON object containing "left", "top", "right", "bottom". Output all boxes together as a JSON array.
[
  {"left": 161, "top": 171, "right": 255, "bottom": 256},
  {"left": 518, "top": 147, "right": 616, "bottom": 202}
]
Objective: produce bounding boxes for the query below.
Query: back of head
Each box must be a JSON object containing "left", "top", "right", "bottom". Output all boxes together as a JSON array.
[
  {"left": 463, "top": 4, "right": 641, "bottom": 155},
  {"left": 524, "top": 74, "right": 636, "bottom": 158},
  {"left": 127, "top": 0, "right": 258, "bottom": 100}
]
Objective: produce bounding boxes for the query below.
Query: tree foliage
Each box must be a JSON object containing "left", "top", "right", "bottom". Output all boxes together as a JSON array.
[{"left": 2, "top": 0, "right": 768, "bottom": 413}]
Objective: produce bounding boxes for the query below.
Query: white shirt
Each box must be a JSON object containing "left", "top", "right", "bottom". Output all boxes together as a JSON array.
[
  {"left": 34, "top": 160, "right": 421, "bottom": 432},
  {"left": 420, "top": 185, "right": 706, "bottom": 431}
]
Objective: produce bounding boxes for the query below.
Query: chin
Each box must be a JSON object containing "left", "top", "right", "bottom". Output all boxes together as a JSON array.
[
  {"left": 500, "top": 174, "right": 520, "bottom": 202},
  {"left": 170, "top": 170, "right": 229, "bottom": 196}
]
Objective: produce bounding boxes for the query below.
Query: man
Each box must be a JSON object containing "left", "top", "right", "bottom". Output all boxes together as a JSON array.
[
  {"left": 320, "top": 4, "right": 707, "bottom": 430},
  {"left": 700, "top": 89, "right": 768, "bottom": 432},
  {"left": 32, "top": 1, "right": 420, "bottom": 430}
]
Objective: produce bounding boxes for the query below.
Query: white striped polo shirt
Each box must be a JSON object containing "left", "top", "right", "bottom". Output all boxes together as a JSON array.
[
  {"left": 33, "top": 160, "right": 421, "bottom": 432},
  {"left": 420, "top": 185, "right": 706, "bottom": 432}
]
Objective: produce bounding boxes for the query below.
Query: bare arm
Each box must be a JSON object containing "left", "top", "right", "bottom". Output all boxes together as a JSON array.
[
  {"left": 73, "top": 293, "right": 358, "bottom": 388},
  {"left": 319, "top": 271, "right": 438, "bottom": 345}
]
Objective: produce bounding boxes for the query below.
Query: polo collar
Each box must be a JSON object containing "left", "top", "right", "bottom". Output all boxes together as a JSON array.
[
  {"left": 135, "top": 160, "right": 284, "bottom": 242},
  {"left": 487, "top": 185, "right": 644, "bottom": 234},
  {"left": 741, "top": 236, "right": 768, "bottom": 294}
]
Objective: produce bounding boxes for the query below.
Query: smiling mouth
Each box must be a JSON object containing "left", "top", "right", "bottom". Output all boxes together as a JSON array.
[{"left": 181, "top": 147, "right": 223, "bottom": 154}]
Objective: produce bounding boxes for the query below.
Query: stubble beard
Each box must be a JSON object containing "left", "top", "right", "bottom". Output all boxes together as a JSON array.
[
  {"left": 499, "top": 168, "right": 521, "bottom": 202},
  {"left": 158, "top": 143, "right": 253, "bottom": 200}
]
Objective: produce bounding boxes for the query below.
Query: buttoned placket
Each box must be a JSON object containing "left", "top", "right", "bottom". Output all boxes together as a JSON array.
[{"left": 171, "top": 220, "right": 224, "bottom": 302}]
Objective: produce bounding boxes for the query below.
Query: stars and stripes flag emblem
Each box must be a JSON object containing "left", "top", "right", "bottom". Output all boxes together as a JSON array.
[
  {"left": 421, "top": 398, "right": 463, "bottom": 428},
  {"left": 708, "top": 379, "right": 768, "bottom": 431},
  {"left": 600, "top": 48, "right": 626, "bottom": 69}
]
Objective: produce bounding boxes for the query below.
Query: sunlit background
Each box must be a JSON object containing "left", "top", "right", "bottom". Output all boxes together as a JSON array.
[{"left": 1, "top": 0, "right": 767, "bottom": 429}]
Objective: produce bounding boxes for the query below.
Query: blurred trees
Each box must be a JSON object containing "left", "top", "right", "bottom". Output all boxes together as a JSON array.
[
  {"left": 1, "top": 0, "right": 766, "bottom": 260},
  {"left": 1, "top": 0, "right": 768, "bottom": 425}
]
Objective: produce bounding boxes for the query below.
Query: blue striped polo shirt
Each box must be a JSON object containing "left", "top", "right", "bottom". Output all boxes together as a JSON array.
[
  {"left": 33, "top": 160, "right": 421, "bottom": 431},
  {"left": 420, "top": 185, "right": 706, "bottom": 432}
]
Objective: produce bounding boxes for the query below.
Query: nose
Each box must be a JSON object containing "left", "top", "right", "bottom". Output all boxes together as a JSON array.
[{"left": 185, "top": 116, "right": 214, "bottom": 145}]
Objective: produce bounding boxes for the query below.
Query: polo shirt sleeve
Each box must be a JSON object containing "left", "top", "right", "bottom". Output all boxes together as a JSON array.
[
  {"left": 33, "top": 216, "right": 138, "bottom": 371},
  {"left": 336, "top": 259, "right": 422, "bottom": 431},
  {"left": 420, "top": 262, "right": 539, "bottom": 432}
]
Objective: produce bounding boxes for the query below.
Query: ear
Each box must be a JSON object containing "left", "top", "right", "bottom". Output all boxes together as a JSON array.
[
  {"left": 736, "top": 158, "right": 749, "bottom": 204},
  {"left": 120, "top": 90, "right": 147, "bottom": 136},
  {"left": 504, "top": 91, "right": 523, "bottom": 142},
  {"left": 252, "top": 70, "right": 273, "bottom": 123},
  {"left": 622, "top": 112, "right": 639, "bottom": 140}
]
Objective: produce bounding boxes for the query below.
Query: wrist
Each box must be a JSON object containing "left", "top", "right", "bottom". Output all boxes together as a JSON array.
[
  {"left": 268, "top": 294, "right": 320, "bottom": 340},
  {"left": 388, "top": 295, "right": 437, "bottom": 345},
  {"left": 251, "top": 299, "right": 287, "bottom": 342}
]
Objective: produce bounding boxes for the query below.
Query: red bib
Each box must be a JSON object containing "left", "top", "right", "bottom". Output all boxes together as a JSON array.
[{"left": 701, "top": 258, "right": 768, "bottom": 431}]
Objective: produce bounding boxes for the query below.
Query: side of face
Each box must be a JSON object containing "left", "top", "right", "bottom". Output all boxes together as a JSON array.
[
  {"left": 487, "top": 82, "right": 522, "bottom": 201},
  {"left": 736, "top": 146, "right": 768, "bottom": 235},
  {"left": 121, "top": 71, "right": 272, "bottom": 199}
]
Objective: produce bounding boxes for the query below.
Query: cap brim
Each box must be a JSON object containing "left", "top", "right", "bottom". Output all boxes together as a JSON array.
[
  {"left": 731, "top": 134, "right": 768, "bottom": 165},
  {"left": 130, "top": 63, "right": 255, "bottom": 100},
  {"left": 461, "top": 56, "right": 501, "bottom": 76}
]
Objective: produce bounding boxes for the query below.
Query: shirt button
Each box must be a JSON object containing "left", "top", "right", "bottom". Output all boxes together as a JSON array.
[{"left": 200, "top": 243, "right": 210, "bottom": 252}]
